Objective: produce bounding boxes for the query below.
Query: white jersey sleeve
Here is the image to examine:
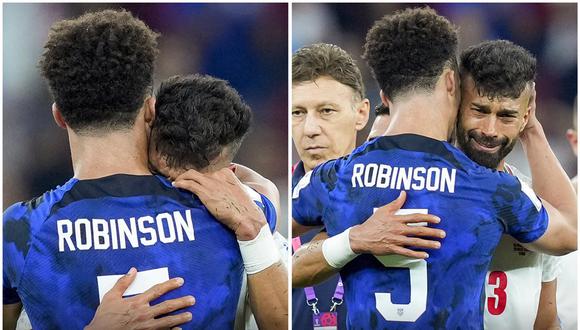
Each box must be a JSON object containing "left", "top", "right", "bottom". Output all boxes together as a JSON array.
[{"left": 541, "top": 254, "right": 561, "bottom": 282}]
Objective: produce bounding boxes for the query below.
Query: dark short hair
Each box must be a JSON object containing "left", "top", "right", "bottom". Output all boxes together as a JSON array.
[
  {"left": 152, "top": 74, "right": 252, "bottom": 170},
  {"left": 292, "top": 43, "right": 365, "bottom": 100},
  {"left": 364, "top": 7, "right": 458, "bottom": 100},
  {"left": 375, "top": 104, "right": 390, "bottom": 116},
  {"left": 460, "top": 40, "right": 536, "bottom": 100},
  {"left": 39, "top": 9, "right": 159, "bottom": 133}
]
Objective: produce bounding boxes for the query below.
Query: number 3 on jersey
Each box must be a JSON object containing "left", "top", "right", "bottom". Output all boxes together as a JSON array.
[
  {"left": 486, "top": 271, "right": 507, "bottom": 315},
  {"left": 374, "top": 208, "right": 429, "bottom": 322}
]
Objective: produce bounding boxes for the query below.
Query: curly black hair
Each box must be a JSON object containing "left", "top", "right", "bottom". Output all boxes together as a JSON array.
[
  {"left": 460, "top": 40, "right": 536, "bottom": 100},
  {"left": 293, "top": 43, "right": 365, "bottom": 100},
  {"left": 39, "top": 9, "right": 159, "bottom": 133},
  {"left": 363, "top": 7, "right": 458, "bottom": 100},
  {"left": 152, "top": 74, "right": 252, "bottom": 170}
]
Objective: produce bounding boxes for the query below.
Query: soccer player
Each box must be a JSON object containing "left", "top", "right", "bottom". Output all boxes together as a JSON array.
[
  {"left": 151, "top": 74, "right": 287, "bottom": 330},
  {"left": 3, "top": 10, "right": 281, "bottom": 329},
  {"left": 290, "top": 43, "right": 443, "bottom": 329},
  {"left": 292, "top": 7, "right": 576, "bottom": 329},
  {"left": 457, "top": 40, "right": 560, "bottom": 329}
]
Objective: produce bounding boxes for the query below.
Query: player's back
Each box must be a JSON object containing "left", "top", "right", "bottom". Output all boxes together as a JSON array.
[
  {"left": 292, "top": 134, "right": 548, "bottom": 329},
  {"left": 4, "top": 174, "right": 247, "bottom": 329}
]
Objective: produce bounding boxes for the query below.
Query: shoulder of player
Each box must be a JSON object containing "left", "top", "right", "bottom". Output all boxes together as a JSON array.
[
  {"left": 465, "top": 159, "right": 521, "bottom": 185},
  {"left": 4, "top": 178, "right": 80, "bottom": 234},
  {"left": 4, "top": 184, "right": 67, "bottom": 224}
]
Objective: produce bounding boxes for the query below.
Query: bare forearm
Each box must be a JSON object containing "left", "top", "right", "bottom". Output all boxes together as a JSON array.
[
  {"left": 3, "top": 303, "right": 22, "bottom": 330},
  {"left": 534, "top": 280, "right": 560, "bottom": 330},
  {"left": 293, "top": 239, "right": 339, "bottom": 287},
  {"left": 248, "top": 262, "right": 288, "bottom": 330},
  {"left": 521, "top": 124, "right": 577, "bottom": 223}
]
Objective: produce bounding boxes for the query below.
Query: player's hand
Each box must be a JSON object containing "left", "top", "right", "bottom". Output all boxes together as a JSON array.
[
  {"left": 85, "top": 268, "right": 195, "bottom": 330},
  {"left": 349, "top": 191, "right": 446, "bottom": 259},
  {"left": 522, "top": 82, "right": 541, "bottom": 134},
  {"left": 173, "top": 168, "right": 266, "bottom": 240}
]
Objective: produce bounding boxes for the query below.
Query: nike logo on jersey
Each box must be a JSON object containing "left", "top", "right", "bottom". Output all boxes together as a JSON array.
[
  {"left": 56, "top": 210, "right": 195, "bottom": 252},
  {"left": 351, "top": 164, "right": 456, "bottom": 193}
]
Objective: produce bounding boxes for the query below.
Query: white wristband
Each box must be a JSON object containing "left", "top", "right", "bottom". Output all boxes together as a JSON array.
[
  {"left": 238, "top": 224, "right": 281, "bottom": 274},
  {"left": 322, "top": 228, "right": 358, "bottom": 269}
]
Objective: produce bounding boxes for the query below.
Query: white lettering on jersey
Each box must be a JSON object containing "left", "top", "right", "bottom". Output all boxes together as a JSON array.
[
  {"left": 352, "top": 164, "right": 456, "bottom": 193},
  {"left": 57, "top": 210, "right": 195, "bottom": 252}
]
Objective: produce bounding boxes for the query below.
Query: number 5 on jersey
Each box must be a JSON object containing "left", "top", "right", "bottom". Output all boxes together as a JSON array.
[{"left": 374, "top": 208, "right": 428, "bottom": 322}]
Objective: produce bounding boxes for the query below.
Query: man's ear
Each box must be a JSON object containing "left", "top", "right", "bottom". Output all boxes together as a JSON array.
[
  {"left": 444, "top": 68, "right": 457, "bottom": 97},
  {"left": 144, "top": 96, "right": 156, "bottom": 126},
  {"left": 355, "top": 98, "right": 371, "bottom": 131},
  {"left": 52, "top": 103, "right": 67, "bottom": 129}
]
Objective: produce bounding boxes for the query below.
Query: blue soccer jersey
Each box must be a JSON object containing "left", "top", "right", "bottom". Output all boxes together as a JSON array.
[
  {"left": 4, "top": 174, "right": 276, "bottom": 329},
  {"left": 292, "top": 134, "right": 548, "bottom": 330}
]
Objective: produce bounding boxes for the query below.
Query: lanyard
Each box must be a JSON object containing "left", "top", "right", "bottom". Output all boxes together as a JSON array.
[{"left": 292, "top": 236, "right": 344, "bottom": 315}]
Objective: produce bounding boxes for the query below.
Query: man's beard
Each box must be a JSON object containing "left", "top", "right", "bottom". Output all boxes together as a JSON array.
[{"left": 456, "top": 126, "right": 517, "bottom": 169}]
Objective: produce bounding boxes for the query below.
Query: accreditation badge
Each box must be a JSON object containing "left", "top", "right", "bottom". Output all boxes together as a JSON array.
[{"left": 312, "top": 311, "right": 338, "bottom": 330}]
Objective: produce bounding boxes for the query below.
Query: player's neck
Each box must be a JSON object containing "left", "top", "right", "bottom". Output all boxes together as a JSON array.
[
  {"left": 383, "top": 94, "right": 454, "bottom": 141},
  {"left": 68, "top": 127, "right": 151, "bottom": 180},
  {"left": 497, "top": 159, "right": 506, "bottom": 172}
]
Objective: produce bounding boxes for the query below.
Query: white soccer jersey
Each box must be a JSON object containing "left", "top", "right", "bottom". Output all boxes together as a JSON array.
[
  {"left": 484, "top": 235, "right": 561, "bottom": 329},
  {"left": 483, "top": 164, "right": 561, "bottom": 330}
]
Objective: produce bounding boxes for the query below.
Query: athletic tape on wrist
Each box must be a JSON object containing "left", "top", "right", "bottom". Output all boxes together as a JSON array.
[
  {"left": 238, "top": 224, "right": 281, "bottom": 274},
  {"left": 322, "top": 228, "right": 358, "bottom": 269}
]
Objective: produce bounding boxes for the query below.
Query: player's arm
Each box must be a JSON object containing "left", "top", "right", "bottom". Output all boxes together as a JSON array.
[
  {"left": 3, "top": 204, "right": 28, "bottom": 330},
  {"left": 292, "top": 219, "right": 322, "bottom": 237},
  {"left": 291, "top": 161, "right": 337, "bottom": 237},
  {"left": 85, "top": 268, "right": 195, "bottom": 330},
  {"left": 518, "top": 88, "right": 577, "bottom": 254},
  {"left": 232, "top": 163, "right": 281, "bottom": 222},
  {"left": 3, "top": 302, "right": 22, "bottom": 330},
  {"left": 534, "top": 280, "right": 560, "bottom": 330},
  {"left": 293, "top": 192, "right": 445, "bottom": 287},
  {"left": 173, "top": 168, "right": 287, "bottom": 330}
]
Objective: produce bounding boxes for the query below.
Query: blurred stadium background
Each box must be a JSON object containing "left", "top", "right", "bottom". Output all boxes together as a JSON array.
[
  {"left": 292, "top": 3, "right": 577, "bottom": 180},
  {"left": 3, "top": 3, "right": 289, "bottom": 236}
]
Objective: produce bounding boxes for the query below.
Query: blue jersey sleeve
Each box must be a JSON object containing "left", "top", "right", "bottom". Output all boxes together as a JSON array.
[
  {"left": 3, "top": 272, "right": 20, "bottom": 304},
  {"left": 257, "top": 193, "right": 277, "bottom": 233},
  {"left": 495, "top": 174, "right": 549, "bottom": 243},
  {"left": 243, "top": 184, "right": 277, "bottom": 233},
  {"left": 292, "top": 160, "right": 339, "bottom": 227},
  {"left": 3, "top": 202, "right": 30, "bottom": 304}
]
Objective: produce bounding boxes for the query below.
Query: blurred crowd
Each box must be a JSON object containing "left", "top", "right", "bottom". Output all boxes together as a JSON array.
[
  {"left": 293, "top": 3, "right": 577, "bottom": 179},
  {"left": 3, "top": 3, "right": 288, "bottom": 234}
]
